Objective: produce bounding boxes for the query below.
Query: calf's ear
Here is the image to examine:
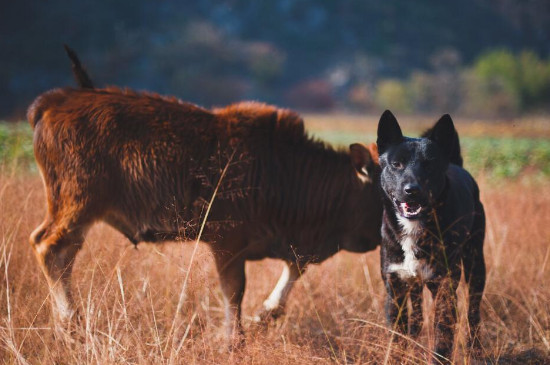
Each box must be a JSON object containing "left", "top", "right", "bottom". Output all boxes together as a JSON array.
[
  {"left": 377, "top": 110, "right": 403, "bottom": 154},
  {"left": 429, "top": 114, "right": 456, "bottom": 159},
  {"left": 350, "top": 143, "right": 374, "bottom": 182},
  {"left": 366, "top": 142, "right": 379, "bottom": 165}
]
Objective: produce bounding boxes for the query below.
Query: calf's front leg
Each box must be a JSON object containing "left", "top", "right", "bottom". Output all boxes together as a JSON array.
[{"left": 254, "top": 261, "right": 302, "bottom": 322}]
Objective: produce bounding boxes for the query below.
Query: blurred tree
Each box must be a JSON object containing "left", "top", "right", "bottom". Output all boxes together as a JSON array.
[
  {"left": 517, "top": 51, "right": 550, "bottom": 108},
  {"left": 375, "top": 79, "right": 412, "bottom": 113},
  {"left": 462, "top": 49, "right": 550, "bottom": 116},
  {"left": 406, "top": 48, "right": 463, "bottom": 114},
  {"left": 461, "top": 68, "right": 521, "bottom": 117},
  {"left": 1, "top": 0, "right": 549, "bottom": 118}
]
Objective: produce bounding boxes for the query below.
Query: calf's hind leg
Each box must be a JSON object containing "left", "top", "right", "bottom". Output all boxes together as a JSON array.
[
  {"left": 213, "top": 248, "right": 246, "bottom": 346},
  {"left": 30, "top": 215, "right": 87, "bottom": 324}
]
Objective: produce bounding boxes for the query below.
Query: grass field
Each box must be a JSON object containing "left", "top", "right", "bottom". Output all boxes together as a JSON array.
[
  {"left": 2, "top": 116, "right": 550, "bottom": 180},
  {"left": 0, "top": 116, "right": 549, "bottom": 364}
]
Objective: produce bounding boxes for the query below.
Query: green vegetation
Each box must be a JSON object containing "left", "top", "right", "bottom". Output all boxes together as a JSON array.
[
  {"left": 375, "top": 80, "right": 412, "bottom": 114},
  {"left": 0, "top": 122, "right": 35, "bottom": 172},
  {"left": 464, "top": 49, "right": 550, "bottom": 116},
  {"left": 312, "top": 129, "right": 550, "bottom": 181},
  {"left": 1, "top": 121, "right": 549, "bottom": 181},
  {"left": 367, "top": 49, "right": 550, "bottom": 116},
  {"left": 462, "top": 137, "right": 550, "bottom": 179}
]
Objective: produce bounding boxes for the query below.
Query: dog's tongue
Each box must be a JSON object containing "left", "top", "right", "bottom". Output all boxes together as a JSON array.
[{"left": 400, "top": 202, "right": 421, "bottom": 215}]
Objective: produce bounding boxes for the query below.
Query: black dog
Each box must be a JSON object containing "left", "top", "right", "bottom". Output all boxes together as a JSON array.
[{"left": 376, "top": 110, "right": 486, "bottom": 363}]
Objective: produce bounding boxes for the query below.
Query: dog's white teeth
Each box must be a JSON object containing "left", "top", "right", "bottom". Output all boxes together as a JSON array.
[{"left": 400, "top": 202, "right": 421, "bottom": 216}]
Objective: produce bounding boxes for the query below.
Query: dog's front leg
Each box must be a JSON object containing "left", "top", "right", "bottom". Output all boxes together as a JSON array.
[
  {"left": 384, "top": 273, "right": 409, "bottom": 334},
  {"left": 429, "top": 277, "right": 458, "bottom": 364}
]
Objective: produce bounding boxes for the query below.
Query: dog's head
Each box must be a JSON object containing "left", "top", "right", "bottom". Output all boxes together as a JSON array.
[{"left": 376, "top": 110, "right": 457, "bottom": 220}]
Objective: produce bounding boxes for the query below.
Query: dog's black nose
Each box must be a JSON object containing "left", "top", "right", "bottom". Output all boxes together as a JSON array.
[{"left": 404, "top": 183, "right": 421, "bottom": 196}]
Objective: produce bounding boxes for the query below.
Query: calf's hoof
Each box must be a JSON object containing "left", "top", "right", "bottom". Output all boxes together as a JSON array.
[{"left": 252, "top": 305, "right": 285, "bottom": 324}]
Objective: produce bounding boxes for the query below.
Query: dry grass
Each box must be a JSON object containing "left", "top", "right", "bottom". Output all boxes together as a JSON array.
[{"left": 0, "top": 170, "right": 549, "bottom": 364}]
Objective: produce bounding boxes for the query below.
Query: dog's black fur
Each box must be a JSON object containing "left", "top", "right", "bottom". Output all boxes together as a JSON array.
[{"left": 377, "top": 110, "right": 486, "bottom": 363}]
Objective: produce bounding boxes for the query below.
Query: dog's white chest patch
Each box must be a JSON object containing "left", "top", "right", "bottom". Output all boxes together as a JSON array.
[{"left": 387, "top": 217, "right": 434, "bottom": 281}]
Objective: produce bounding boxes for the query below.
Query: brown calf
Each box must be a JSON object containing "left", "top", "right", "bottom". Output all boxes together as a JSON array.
[{"left": 28, "top": 60, "right": 382, "bottom": 341}]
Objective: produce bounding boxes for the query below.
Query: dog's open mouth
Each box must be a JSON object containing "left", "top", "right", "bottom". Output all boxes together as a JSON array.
[{"left": 394, "top": 200, "right": 424, "bottom": 219}]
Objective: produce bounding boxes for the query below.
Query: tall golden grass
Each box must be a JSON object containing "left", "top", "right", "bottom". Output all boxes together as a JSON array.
[{"left": 0, "top": 170, "right": 549, "bottom": 364}]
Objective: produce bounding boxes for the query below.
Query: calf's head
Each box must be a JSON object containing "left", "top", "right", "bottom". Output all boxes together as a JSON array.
[
  {"left": 376, "top": 110, "right": 456, "bottom": 219},
  {"left": 349, "top": 142, "right": 379, "bottom": 184}
]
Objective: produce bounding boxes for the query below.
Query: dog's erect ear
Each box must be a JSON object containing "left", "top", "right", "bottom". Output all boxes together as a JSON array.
[
  {"left": 377, "top": 110, "right": 403, "bottom": 154},
  {"left": 429, "top": 114, "right": 456, "bottom": 159},
  {"left": 350, "top": 143, "right": 375, "bottom": 182}
]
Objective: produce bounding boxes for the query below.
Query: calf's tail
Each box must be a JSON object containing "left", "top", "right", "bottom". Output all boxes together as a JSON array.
[{"left": 63, "top": 44, "right": 94, "bottom": 89}]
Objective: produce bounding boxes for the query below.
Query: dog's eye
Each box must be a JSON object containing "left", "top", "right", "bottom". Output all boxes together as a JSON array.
[{"left": 391, "top": 161, "right": 403, "bottom": 169}]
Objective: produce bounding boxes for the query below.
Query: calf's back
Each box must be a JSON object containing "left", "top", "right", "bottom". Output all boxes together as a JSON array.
[{"left": 29, "top": 87, "right": 381, "bottom": 261}]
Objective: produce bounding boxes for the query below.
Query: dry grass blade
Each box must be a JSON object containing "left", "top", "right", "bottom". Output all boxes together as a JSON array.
[
  {"left": 351, "top": 318, "right": 448, "bottom": 364},
  {"left": 165, "top": 150, "right": 236, "bottom": 354}
]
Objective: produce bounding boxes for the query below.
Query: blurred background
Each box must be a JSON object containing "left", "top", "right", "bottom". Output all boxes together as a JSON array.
[
  {"left": 2, "top": 0, "right": 550, "bottom": 120},
  {"left": 1, "top": 4, "right": 550, "bottom": 364}
]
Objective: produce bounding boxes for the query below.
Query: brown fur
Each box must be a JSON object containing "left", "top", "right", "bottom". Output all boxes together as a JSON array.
[{"left": 28, "top": 87, "right": 382, "bottom": 340}]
